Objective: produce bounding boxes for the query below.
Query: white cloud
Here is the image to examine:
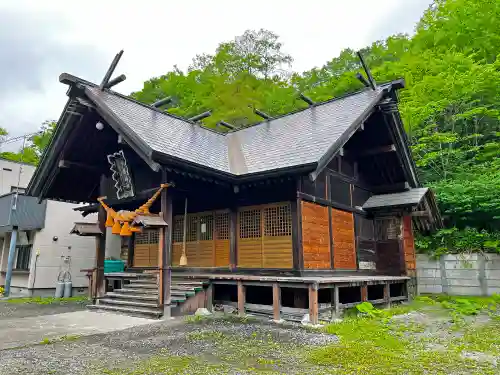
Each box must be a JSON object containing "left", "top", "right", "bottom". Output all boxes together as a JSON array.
[{"left": 0, "top": 0, "right": 431, "bottom": 142}]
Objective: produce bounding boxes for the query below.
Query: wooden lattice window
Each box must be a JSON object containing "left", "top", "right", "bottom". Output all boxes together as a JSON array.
[
  {"left": 173, "top": 216, "right": 184, "bottom": 243},
  {"left": 239, "top": 209, "right": 261, "bottom": 238},
  {"left": 264, "top": 204, "right": 292, "bottom": 237},
  {"left": 135, "top": 232, "right": 150, "bottom": 244},
  {"left": 199, "top": 214, "right": 214, "bottom": 241},
  {"left": 187, "top": 215, "right": 198, "bottom": 242},
  {"left": 149, "top": 229, "right": 159, "bottom": 244},
  {"left": 215, "top": 212, "right": 229, "bottom": 240}
]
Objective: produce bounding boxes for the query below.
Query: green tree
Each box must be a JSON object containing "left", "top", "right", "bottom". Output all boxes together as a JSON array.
[
  {"left": 0, "top": 121, "right": 56, "bottom": 165},
  {"left": 132, "top": 0, "right": 500, "bottom": 245}
]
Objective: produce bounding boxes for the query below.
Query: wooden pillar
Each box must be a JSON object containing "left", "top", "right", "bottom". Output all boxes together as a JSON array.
[
  {"left": 361, "top": 283, "right": 368, "bottom": 302},
  {"left": 331, "top": 285, "right": 340, "bottom": 318},
  {"left": 384, "top": 282, "right": 391, "bottom": 308},
  {"left": 291, "top": 199, "right": 301, "bottom": 271},
  {"left": 127, "top": 233, "right": 135, "bottom": 268},
  {"left": 272, "top": 283, "right": 281, "bottom": 321},
  {"left": 160, "top": 168, "right": 172, "bottom": 318},
  {"left": 237, "top": 280, "right": 245, "bottom": 316},
  {"left": 205, "top": 283, "right": 214, "bottom": 312},
  {"left": 308, "top": 283, "right": 319, "bottom": 325},
  {"left": 96, "top": 175, "right": 107, "bottom": 299}
]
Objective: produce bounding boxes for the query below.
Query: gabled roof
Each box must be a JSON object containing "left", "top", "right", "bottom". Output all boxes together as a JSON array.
[
  {"left": 78, "top": 75, "right": 398, "bottom": 177},
  {"left": 28, "top": 74, "right": 412, "bottom": 201}
]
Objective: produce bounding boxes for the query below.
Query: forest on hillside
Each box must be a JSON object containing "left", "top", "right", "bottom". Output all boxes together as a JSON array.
[{"left": 2, "top": 0, "right": 499, "bottom": 255}]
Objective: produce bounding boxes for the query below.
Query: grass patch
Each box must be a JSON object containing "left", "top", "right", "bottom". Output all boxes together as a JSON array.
[
  {"left": 39, "top": 334, "right": 82, "bottom": 346},
  {"left": 101, "top": 355, "right": 229, "bottom": 375},
  {"left": 2, "top": 296, "right": 88, "bottom": 305},
  {"left": 307, "top": 296, "right": 500, "bottom": 374},
  {"left": 104, "top": 295, "right": 500, "bottom": 374}
]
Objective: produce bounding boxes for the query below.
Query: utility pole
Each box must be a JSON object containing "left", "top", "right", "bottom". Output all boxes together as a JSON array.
[{"left": 2, "top": 133, "right": 33, "bottom": 297}]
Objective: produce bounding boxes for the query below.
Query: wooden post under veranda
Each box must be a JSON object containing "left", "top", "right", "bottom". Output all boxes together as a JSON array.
[{"left": 160, "top": 168, "right": 172, "bottom": 318}]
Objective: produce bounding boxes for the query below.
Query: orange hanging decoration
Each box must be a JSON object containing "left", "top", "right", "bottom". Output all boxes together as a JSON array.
[
  {"left": 105, "top": 212, "right": 114, "bottom": 227},
  {"left": 111, "top": 219, "right": 122, "bottom": 235},
  {"left": 97, "top": 183, "right": 171, "bottom": 237},
  {"left": 120, "top": 221, "right": 132, "bottom": 237}
]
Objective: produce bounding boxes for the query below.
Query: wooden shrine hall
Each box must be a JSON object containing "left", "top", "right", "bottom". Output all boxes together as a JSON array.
[{"left": 27, "top": 51, "right": 441, "bottom": 323}]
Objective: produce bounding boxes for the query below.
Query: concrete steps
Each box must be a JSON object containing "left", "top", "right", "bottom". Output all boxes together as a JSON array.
[
  {"left": 87, "top": 303, "right": 162, "bottom": 318},
  {"left": 87, "top": 274, "right": 209, "bottom": 318}
]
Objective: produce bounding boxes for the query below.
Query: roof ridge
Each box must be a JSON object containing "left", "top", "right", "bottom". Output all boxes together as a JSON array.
[{"left": 60, "top": 73, "right": 403, "bottom": 137}]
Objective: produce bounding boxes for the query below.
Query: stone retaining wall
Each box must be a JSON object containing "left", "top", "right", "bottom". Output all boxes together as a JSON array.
[{"left": 417, "top": 254, "right": 500, "bottom": 296}]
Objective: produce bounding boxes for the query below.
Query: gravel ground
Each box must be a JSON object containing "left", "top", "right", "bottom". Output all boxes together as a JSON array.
[
  {"left": 0, "top": 300, "right": 87, "bottom": 319},
  {"left": 0, "top": 316, "right": 337, "bottom": 375}
]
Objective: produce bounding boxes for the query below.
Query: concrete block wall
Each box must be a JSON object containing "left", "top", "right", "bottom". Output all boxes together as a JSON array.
[{"left": 417, "top": 254, "right": 500, "bottom": 296}]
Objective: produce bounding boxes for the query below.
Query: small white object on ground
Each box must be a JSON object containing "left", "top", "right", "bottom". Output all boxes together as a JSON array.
[
  {"left": 301, "top": 314, "right": 310, "bottom": 325},
  {"left": 195, "top": 308, "right": 212, "bottom": 316}
]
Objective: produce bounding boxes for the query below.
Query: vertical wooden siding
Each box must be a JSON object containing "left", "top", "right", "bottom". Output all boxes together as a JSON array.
[
  {"left": 402, "top": 215, "right": 416, "bottom": 273},
  {"left": 171, "top": 211, "right": 230, "bottom": 268},
  {"left": 237, "top": 203, "right": 293, "bottom": 269},
  {"left": 331, "top": 208, "right": 357, "bottom": 269},
  {"left": 301, "top": 201, "right": 331, "bottom": 269},
  {"left": 133, "top": 229, "right": 159, "bottom": 267}
]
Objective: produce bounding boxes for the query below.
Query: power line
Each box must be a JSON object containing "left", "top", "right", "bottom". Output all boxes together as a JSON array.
[{"left": 0, "top": 131, "right": 42, "bottom": 147}]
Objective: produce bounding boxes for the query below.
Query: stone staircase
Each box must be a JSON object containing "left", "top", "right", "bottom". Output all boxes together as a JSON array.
[{"left": 87, "top": 273, "right": 208, "bottom": 318}]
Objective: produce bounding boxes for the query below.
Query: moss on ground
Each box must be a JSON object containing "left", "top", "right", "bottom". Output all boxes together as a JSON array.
[
  {"left": 100, "top": 295, "right": 500, "bottom": 374},
  {"left": 2, "top": 296, "right": 88, "bottom": 305}
]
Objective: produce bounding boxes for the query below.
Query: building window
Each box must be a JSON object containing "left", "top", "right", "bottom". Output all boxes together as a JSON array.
[{"left": 15, "top": 245, "right": 32, "bottom": 270}]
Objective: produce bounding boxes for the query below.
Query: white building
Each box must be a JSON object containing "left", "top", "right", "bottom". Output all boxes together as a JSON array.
[{"left": 0, "top": 158, "right": 97, "bottom": 297}]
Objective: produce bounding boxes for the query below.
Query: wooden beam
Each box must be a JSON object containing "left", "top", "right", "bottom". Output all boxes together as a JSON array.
[
  {"left": 237, "top": 281, "right": 246, "bottom": 316},
  {"left": 273, "top": 283, "right": 281, "bottom": 321},
  {"left": 410, "top": 211, "right": 430, "bottom": 217},
  {"left": 100, "top": 50, "right": 124, "bottom": 89},
  {"left": 351, "top": 144, "right": 396, "bottom": 158},
  {"left": 308, "top": 283, "right": 319, "bottom": 324},
  {"left": 58, "top": 160, "right": 101, "bottom": 172},
  {"left": 371, "top": 182, "right": 410, "bottom": 194},
  {"left": 104, "top": 74, "right": 126, "bottom": 89}
]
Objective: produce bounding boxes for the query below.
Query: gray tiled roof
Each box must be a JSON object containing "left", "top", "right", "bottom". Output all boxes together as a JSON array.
[
  {"left": 85, "top": 85, "right": 386, "bottom": 176},
  {"left": 86, "top": 87, "right": 230, "bottom": 173},
  {"left": 362, "top": 188, "right": 429, "bottom": 210}
]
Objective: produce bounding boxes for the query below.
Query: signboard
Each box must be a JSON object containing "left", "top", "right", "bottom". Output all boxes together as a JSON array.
[{"left": 107, "top": 150, "right": 134, "bottom": 199}]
